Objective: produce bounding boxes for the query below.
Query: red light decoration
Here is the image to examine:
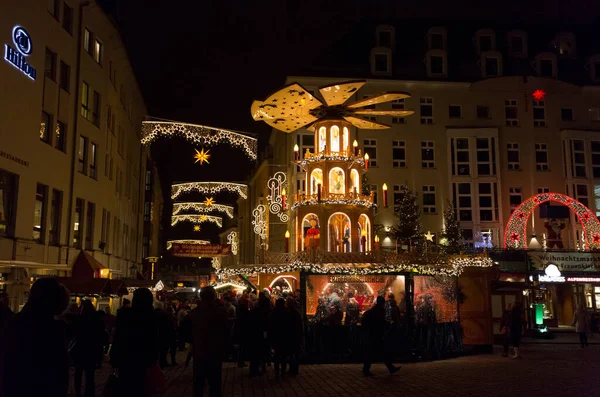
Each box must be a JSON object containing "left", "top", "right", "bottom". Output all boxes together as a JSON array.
[
  {"left": 504, "top": 192, "right": 600, "bottom": 250},
  {"left": 532, "top": 89, "right": 546, "bottom": 101}
]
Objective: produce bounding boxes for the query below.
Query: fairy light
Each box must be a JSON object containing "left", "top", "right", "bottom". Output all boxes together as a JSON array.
[
  {"left": 227, "top": 231, "right": 239, "bottom": 255},
  {"left": 172, "top": 202, "right": 234, "bottom": 219},
  {"left": 141, "top": 121, "right": 257, "bottom": 160},
  {"left": 171, "top": 214, "right": 223, "bottom": 228},
  {"left": 166, "top": 239, "right": 210, "bottom": 250},
  {"left": 291, "top": 197, "right": 376, "bottom": 211},
  {"left": 504, "top": 192, "right": 600, "bottom": 250},
  {"left": 171, "top": 182, "right": 248, "bottom": 200}
]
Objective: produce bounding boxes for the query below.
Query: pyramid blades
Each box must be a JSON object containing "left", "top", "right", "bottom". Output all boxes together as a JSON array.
[
  {"left": 346, "top": 92, "right": 411, "bottom": 109},
  {"left": 354, "top": 109, "right": 415, "bottom": 117},
  {"left": 344, "top": 116, "right": 390, "bottom": 129},
  {"left": 319, "top": 80, "right": 366, "bottom": 106}
]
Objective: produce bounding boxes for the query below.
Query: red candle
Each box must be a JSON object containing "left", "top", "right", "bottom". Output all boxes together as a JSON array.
[
  {"left": 382, "top": 183, "right": 388, "bottom": 208},
  {"left": 317, "top": 183, "right": 322, "bottom": 202},
  {"left": 364, "top": 153, "right": 369, "bottom": 170},
  {"left": 281, "top": 188, "right": 287, "bottom": 210},
  {"left": 293, "top": 144, "right": 299, "bottom": 161}
]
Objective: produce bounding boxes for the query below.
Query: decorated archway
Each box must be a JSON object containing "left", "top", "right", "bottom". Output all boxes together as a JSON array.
[{"left": 504, "top": 192, "right": 600, "bottom": 250}]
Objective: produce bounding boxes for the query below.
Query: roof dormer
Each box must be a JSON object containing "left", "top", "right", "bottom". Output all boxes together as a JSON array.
[
  {"left": 507, "top": 29, "right": 528, "bottom": 58},
  {"left": 475, "top": 29, "right": 496, "bottom": 54},
  {"left": 376, "top": 25, "right": 395, "bottom": 50},
  {"left": 480, "top": 51, "right": 503, "bottom": 78},
  {"left": 427, "top": 27, "right": 447, "bottom": 50},
  {"left": 535, "top": 52, "right": 557, "bottom": 78},
  {"left": 552, "top": 32, "right": 576, "bottom": 58},
  {"left": 370, "top": 47, "right": 392, "bottom": 76}
]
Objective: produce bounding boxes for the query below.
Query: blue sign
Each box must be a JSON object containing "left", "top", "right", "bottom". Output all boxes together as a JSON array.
[{"left": 4, "top": 25, "right": 36, "bottom": 80}]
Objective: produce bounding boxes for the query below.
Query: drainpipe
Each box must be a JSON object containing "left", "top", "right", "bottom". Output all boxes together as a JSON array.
[{"left": 66, "top": 2, "right": 90, "bottom": 265}]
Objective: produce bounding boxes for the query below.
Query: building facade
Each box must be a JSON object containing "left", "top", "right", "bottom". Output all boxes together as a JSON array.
[{"left": 0, "top": 0, "right": 162, "bottom": 310}]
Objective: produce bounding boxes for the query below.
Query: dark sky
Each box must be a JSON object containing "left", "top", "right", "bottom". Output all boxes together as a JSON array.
[{"left": 103, "top": 0, "right": 599, "bottom": 244}]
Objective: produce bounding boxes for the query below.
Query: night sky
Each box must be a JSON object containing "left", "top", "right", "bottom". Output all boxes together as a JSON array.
[{"left": 101, "top": 0, "right": 599, "bottom": 247}]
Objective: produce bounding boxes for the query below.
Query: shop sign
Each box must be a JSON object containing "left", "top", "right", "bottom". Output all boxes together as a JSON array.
[
  {"left": 529, "top": 251, "right": 600, "bottom": 272},
  {"left": 328, "top": 275, "right": 386, "bottom": 283},
  {"left": 537, "top": 275, "right": 600, "bottom": 283},
  {"left": 566, "top": 277, "right": 600, "bottom": 283},
  {"left": 538, "top": 275, "right": 565, "bottom": 283},
  {"left": 4, "top": 26, "right": 36, "bottom": 80},
  {"left": 171, "top": 243, "right": 232, "bottom": 258}
]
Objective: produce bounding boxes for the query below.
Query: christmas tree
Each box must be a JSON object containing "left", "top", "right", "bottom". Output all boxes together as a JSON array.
[
  {"left": 440, "top": 200, "right": 462, "bottom": 254},
  {"left": 393, "top": 185, "right": 423, "bottom": 250}
]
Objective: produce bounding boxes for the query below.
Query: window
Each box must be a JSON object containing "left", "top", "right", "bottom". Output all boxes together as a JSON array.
[
  {"left": 363, "top": 140, "right": 377, "bottom": 167},
  {"left": 448, "top": 105, "right": 462, "bottom": 119},
  {"left": 462, "top": 229, "right": 474, "bottom": 246},
  {"left": 117, "top": 126, "right": 124, "bottom": 156},
  {"left": 33, "top": 184, "right": 47, "bottom": 241},
  {"left": 505, "top": 99, "right": 518, "bottom": 126},
  {"left": 62, "top": 3, "right": 73, "bottom": 34},
  {"left": 393, "top": 185, "right": 405, "bottom": 206},
  {"left": 421, "top": 141, "right": 435, "bottom": 168},
  {"left": 484, "top": 56, "right": 499, "bottom": 77},
  {"left": 92, "top": 91, "right": 101, "bottom": 127},
  {"left": 422, "top": 186, "right": 436, "bottom": 213},
  {"left": 142, "top": 237, "right": 149, "bottom": 259},
  {"left": 55, "top": 120, "right": 66, "bottom": 151},
  {"left": 392, "top": 140, "right": 406, "bottom": 168},
  {"left": 451, "top": 138, "right": 470, "bottom": 176},
  {"left": 59, "top": 61, "right": 70, "bottom": 92},
  {"left": 507, "top": 142, "right": 520, "bottom": 170},
  {"left": 392, "top": 99, "right": 406, "bottom": 124},
  {"left": 509, "top": 187, "right": 522, "bottom": 213},
  {"left": 378, "top": 30, "right": 392, "bottom": 47},
  {"left": 533, "top": 100, "right": 546, "bottom": 127},
  {"left": 590, "top": 108, "right": 600, "bottom": 121},
  {"left": 81, "top": 82, "right": 90, "bottom": 119},
  {"left": 109, "top": 61, "right": 117, "bottom": 88},
  {"left": 592, "top": 141, "right": 600, "bottom": 178},
  {"left": 145, "top": 170, "right": 152, "bottom": 191},
  {"left": 420, "top": 98, "right": 433, "bottom": 124},
  {"left": 479, "top": 35, "right": 493, "bottom": 52},
  {"left": 374, "top": 53, "right": 389, "bottom": 73},
  {"left": 45, "top": 48, "right": 56, "bottom": 81},
  {"left": 90, "top": 142, "right": 97, "bottom": 179},
  {"left": 561, "top": 108, "right": 574, "bottom": 121},
  {"left": 78, "top": 136, "right": 88, "bottom": 174},
  {"left": 85, "top": 202, "right": 95, "bottom": 250},
  {"left": 105, "top": 211, "right": 111, "bottom": 252},
  {"left": 144, "top": 202, "right": 151, "bottom": 221},
  {"left": 539, "top": 59, "right": 554, "bottom": 77},
  {"left": 454, "top": 183, "right": 472, "bottom": 221},
  {"left": 511, "top": 36, "right": 524, "bottom": 54},
  {"left": 477, "top": 105, "right": 489, "bottom": 119},
  {"left": 73, "top": 198, "right": 84, "bottom": 247},
  {"left": 115, "top": 167, "right": 120, "bottom": 195},
  {"left": 49, "top": 189, "right": 62, "bottom": 245},
  {"left": 538, "top": 187, "right": 550, "bottom": 194},
  {"left": 0, "top": 170, "right": 17, "bottom": 235},
  {"left": 536, "top": 143, "right": 549, "bottom": 171},
  {"left": 101, "top": 209, "right": 107, "bottom": 248},
  {"left": 575, "top": 184, "right": 589, "bottom": 207},
  {"left": 48, "top": 0, "right": 60, "bottom": 18},
  {"left": 430, "top": 33, "right": 444, "bottom": 50},
  {"left": 94, "top": 39, "right": 103, "bottom": 64},
  {"left": 476, "top": 137, "right": 496, "bottom": 176},
  {"left": 430, "top": 55, "right": 444, "bottom": 75},
  {"left": 40, "top": 112, "right": 52, "bottom": 143},
  {"left": 478, "top": 182, "right": 496, "bottom": 221},
  {"left": 571, "top": 139, "right": 586, "bottom": 178},
  {"left": 84, "top": 28, "right": 92, "bottom": 54}
]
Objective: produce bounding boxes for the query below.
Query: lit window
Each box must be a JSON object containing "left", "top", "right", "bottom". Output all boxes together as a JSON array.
[
  {"left": 81, "top": 82, "right": 90, "bottom": 119},
  {"left": 33, "top": 184, "right": 47, "bottom": 241},
  {"left": 84, "top": 28, "right": 92, "bottom": 54},
  {"left": 94, "top": 39, "right": 103, "bottom": 64},
  {"left": 40, "top": 112, "right": 52, "bottom": 143},
  {"left": 55, "top": 120, "right": 66, "bottom": 151}
]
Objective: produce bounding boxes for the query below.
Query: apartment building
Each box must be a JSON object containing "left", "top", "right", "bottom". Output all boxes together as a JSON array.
[
  {"left": 254, "top": 22, "right": 600, "bottom": 252},
  {"left": 0, "top": 0, "right": 162, "bottom": 310}
]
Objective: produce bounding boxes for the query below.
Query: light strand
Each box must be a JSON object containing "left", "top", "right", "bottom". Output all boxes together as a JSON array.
[
  {"left": 172, "top": 202, "right": 234, "bottom": 219},
  {"left": 171, "top": 182, "right": 248, "bottom": 200},
  {"left": 171, "top": 214, "right": 223, "bottom": 228}
]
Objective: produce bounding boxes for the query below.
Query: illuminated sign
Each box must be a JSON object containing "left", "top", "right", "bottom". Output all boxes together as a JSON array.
[
  {"left": 4, "top": 26, "right": 36, "bottom": 80},
  {"left": 567, "top": 277, "right": 600, "bottom": 283},
  {"left": 538, "top": 275, "right": 565, "bottom": 283}
]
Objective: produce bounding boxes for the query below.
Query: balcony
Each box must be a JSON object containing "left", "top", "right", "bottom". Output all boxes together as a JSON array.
[{"left": 291, "top": 191, "right": 375, "bottom": 210}]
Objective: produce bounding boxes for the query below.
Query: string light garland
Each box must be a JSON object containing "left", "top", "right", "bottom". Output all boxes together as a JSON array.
[
  {"left": 141, "top": 121, "right": 257, "bottom": 160},
  {"left": 267, "top": 171, "right": 289, "bottom": 222},
  {"left": 296, "top": 152, "right": 366, "bottom": 170},
  {"left": 252, "top": 204, "right": 268, "bottom": 240},
  {"left": 291, "top": 196, "right": 376, "bottom": 211},
  {"left": 166, "top": 239, "right": 210, "bottom": 250},
  {"left": 504, "top": 192, "right": 600, "bottom": 250},
  {"left": 171, "top": 182, "right": 248, "bottom": 200},
  {"left": 171, "top": 214, "right": 223, "bottom": 228},
  {"left": 172, "top": 202, "right": 234, "bottom": 219},
  {"left": 194, "top": 148, "right": 211, "bottom": 165},
  {"left": 227, "top": 231, "right": 239, "bottom": 255}
]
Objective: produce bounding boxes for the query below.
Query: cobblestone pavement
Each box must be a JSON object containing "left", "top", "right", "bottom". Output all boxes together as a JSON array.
[{"left": 73, "top": 344, "right": 599, "bottom": 397}]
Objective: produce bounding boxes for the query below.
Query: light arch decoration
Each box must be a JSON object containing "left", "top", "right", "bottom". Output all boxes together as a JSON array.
[
  {"left": 171, "top": 214, "right": 223, "bottom": 228},
  {"left": 172, "top": 202, "right": 234, "bottom": 218},
  {"left": 141, "top": 121, "right": 257, "bottom": 160},
  {"left": 269, "top": 275, "right": 298, "bottom": 291},
  {"left": 171, "top": 182, "right": 248, "bottom": 200},
  {"left": 504, "top": 192, "right": 600, "bottom": 250}
]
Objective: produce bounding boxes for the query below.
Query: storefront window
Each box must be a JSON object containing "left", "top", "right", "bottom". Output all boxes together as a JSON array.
[
  {"left": 413, "top": 276, "right": 459, "bottom": 323},
  {"left": 595, "top": 286, "right": 600, "bottom": 310}
]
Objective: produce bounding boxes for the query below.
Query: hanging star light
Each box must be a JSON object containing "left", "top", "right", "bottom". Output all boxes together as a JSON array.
[
  {"left": 204, "top": 197, "right": 214, "bottom": 207},
  {"left": 194, "top": 148, "right": 211, "bottom": 165},
  {"left": 424, "top": 231, "right": 435, "bottom": 242},
  {"left": 532, "top": 89, "right": 546, "bottom": 101},
  {"left": 199, "top": 215, "right": 208, "bottom": 222},
  {"left": 193, "top": 225, "right": 201, "bottom": 232}
]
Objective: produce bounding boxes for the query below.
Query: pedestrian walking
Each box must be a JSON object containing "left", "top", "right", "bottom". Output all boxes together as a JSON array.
[
  {"left": 509, "top": 302, "right": 525, "bottom": 359},
  {"left": 249, "top": 292, "right": 271, "bottom": 376},
  {"left": 269, "top": 298, "right": 290, "bottom": 377},
  {"left": 103, "top": 306, "right": 117, "bottom": 355},
  {"left": 500, "top": 303, "right": 513, "bottom": 357},
  {"left": 110, "top": 288, "right": 159, "bottom": 397},
  {"left": 0, "top": 278, "right": 70, "bottom": 397},
  {"left": 286, "top": 297, "right": 304, "bottom": 376},
  {"left": 72, "top": 300, "right": 105, "bottom": 397},
  {"left": 361, "top": 296, "right": 400, "bottom": 376},
  {"left": 190, "top": 286, "right": 229, "bottom": 397},
  {"left": 572, "top": 306, "right": 590, "bottom": 348}
]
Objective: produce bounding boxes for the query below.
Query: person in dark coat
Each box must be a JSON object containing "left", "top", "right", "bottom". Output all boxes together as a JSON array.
[
  {"left": 286, "top": 297, "right": 304, "bottom": 375},
  {"left": 0, "top": 292, "right": 13, "bottom": 329},
  {"left": 500, "top": 303, "right": 513, "bottom": 357},
  {"left": 509, "top": 302, "right": 525, "bottom": 359},
  {"left": 72, "top": 300, "right": 105, "bottom": 397},
  {"left": 361, "top": 296, "right": 400, "bottom": 376},
  {"left": 234, "top": 293, "right": 251, "bottom": 367},
  {"left": 190, "top": 286, "right": 228, "bottom": 397},
  {"left": 249, "top": 292, "right": 271, "bottom": 376},
  {"left": 116, "top": 298, "right": 131, "bottom": 319},
  {"left": 0, "top": 278, "right": 70, "bottom": 397},
  {"left": 103, "top": 306, "right": 117, "bottom": 354},
  {"left": 269, "top": 298, "right": 290, "bottom": 377},
  {"left": 156, "top": 303, "right": 173, "bottom": 369},
  {"left": 110, "top": 288, "right": 159, "bottom": 397}
]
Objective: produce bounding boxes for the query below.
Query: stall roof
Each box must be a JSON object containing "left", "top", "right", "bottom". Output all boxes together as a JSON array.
[{"left": 57, "top": 277, "right": 112, "bottom": 296}]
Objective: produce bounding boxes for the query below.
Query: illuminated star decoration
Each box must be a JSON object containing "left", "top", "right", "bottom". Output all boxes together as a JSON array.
[
  {"left": 194, "top": 148, "right": 211, "bottom": 165},
  {"left": 424, "top": 231, "right": 435, "bottom": 242},
  {"left": 204, "top": 197, "right": 214, "bottom": 207},
  {"left": 510, "top": 232, "right": 520, "bottom": 242},
  {"left": 532, "top": 89, "right": 546, "bottom": 101},
  {"left": 594, "top": 234, "right": 600, "bottom": 244},
  {"left": 193, "top": 225, "right": 201, "bottom": 232},
  {"left": 199, "top": 215, "right": 208, "bottom": 222}
]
